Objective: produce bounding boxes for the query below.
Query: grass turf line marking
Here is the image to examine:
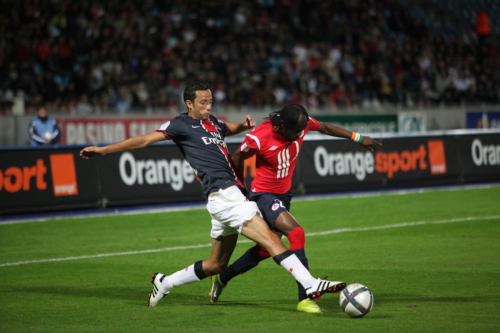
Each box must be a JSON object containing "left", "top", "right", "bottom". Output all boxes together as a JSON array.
[{"left": 1, "top": 215, "right": 498, "bottom": 268}]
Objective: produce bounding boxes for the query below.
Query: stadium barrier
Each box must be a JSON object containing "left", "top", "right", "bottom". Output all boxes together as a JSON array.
[{"left": 1, "top": 132, "right": 499, "bottom": 215}]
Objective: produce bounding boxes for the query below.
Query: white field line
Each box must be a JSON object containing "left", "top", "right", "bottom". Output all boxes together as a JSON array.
[{"left": 1, "top": 215, "right": 498, "bottom": 268}]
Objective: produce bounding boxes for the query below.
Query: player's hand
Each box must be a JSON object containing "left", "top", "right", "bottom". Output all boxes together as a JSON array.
[
  {"left": 361, "top": 136, "right": 382, "bottom": 152},
  {"left": 80, "top": 146, "right": 104, "bottom": 159},
  {"left": 242, "top": 115, "right": 255, "bottom": 130}
]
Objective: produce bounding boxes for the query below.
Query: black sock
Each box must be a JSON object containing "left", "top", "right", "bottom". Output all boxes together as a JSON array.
[
  {"left": 194, "top": 260, "right": 207, "bottom": 280},
  {"left": 292, "top": 249, "right": 309, "bottom": 301},
  {"left": 220, "top": 247, "right": 267, "bottom": 284}
]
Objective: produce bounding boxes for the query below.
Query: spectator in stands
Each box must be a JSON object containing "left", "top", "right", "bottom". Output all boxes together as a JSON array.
[
  {"left": 476, "top": 10, "right": 490, "bottom": 47},
  {"left": 76, "top": 93, "right": 93, "bottom": 116},
  {"left": 29, "top": 105, "right": 61, "bottom": 146}
]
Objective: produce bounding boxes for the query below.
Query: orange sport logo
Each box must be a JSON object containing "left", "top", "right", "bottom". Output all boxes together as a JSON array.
[
  {"left": 49, "top": 154, "right": 79, "bottom": 196},
  {"left": 375, "top": 140, "right": 447, "bottom": 178},
  {"left": 0, "top": 153, "right": 78, "bottom": 196},
  {"left": 313, "top": 139, "right": 448, "bottom": 180}
]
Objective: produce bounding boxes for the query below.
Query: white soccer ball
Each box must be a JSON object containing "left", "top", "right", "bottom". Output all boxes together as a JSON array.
[{"left": 339, "top": 283, "right": 374, "bottom": 317}]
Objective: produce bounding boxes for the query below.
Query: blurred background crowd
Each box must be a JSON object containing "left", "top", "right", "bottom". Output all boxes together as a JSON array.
[{"left": 0, "top": 0, "right": 499, "bottom": 116}]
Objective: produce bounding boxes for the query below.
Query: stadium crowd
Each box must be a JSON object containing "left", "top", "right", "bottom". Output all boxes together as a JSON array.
[{"left": 0, "top": 0, "right": 499, "bottom": 115}]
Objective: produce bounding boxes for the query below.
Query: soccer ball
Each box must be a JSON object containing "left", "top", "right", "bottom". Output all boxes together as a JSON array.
[{"left": 339, "top": 283, "right": 374, "bottom": 317}]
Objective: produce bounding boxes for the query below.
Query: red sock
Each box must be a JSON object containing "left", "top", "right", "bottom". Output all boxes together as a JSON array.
[
  {"left": 288, "top": 227, "right": 305, "bottom": 250},
  {"left": 251, "top": 245, "right": 271, "bottom": 260}
]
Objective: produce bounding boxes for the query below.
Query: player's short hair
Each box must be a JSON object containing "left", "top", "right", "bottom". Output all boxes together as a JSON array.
[
  {"left": 266, "top": 103, "right": 309, "bottom": 131},
  {"left": 183, "top": 82, "right": 210, "bottom": 104}
]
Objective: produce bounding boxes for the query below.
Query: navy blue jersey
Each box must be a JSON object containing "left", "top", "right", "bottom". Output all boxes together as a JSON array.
[{"left": 156, "top": 113, "right": 242, "bottom": 196}]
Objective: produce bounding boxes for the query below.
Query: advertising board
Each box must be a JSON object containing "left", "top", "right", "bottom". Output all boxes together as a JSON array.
[
  {"left": 1, "top": 132, "right": 498, "bottom": 215},
  {"left": 0, "top": 147, "right": 100, "bottom": 214},
  {"left": 298, "top": 135, "right": 461, "bottom": 193}
]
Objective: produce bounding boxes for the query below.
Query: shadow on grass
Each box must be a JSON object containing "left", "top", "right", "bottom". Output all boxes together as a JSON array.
[
  {"left": 15, "top": 285, "right": 373, "bottom": 317},
  {"left": 21, "top": 286, "right": 472, "bottom": 318},
  {"left": 17, "top": 285, "right": 299, "bottom": 308}
]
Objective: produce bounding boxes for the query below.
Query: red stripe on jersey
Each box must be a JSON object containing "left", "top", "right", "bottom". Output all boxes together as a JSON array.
[
  {"left": 201, "top": 119, "right": 217, "bottom": 132},
  {"left": 218, "top": 145, "right": 244, "bottom": 187},
  {"left": 155, "top": 130, "right": 171, "bottom": 140}
]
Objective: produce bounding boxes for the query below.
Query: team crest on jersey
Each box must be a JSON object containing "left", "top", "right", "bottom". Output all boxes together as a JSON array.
[{"left": 272, "top": 203, "right": 280, "bottom": 211}]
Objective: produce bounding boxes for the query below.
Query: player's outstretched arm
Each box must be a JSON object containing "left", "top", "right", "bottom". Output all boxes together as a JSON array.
[
  {"left": 359, "top": 136, "right": 382, "bottom": 152},
  {"left": 317, "top": 122, "right": 382, "bottom": 152},
  {"left": 232, "top": 150, "right": 251, "bottom": 196},
  {"left": 225, "top": 115, "right": 255, "bottom": 136},
  {"left": 80, "top": 131, "right": 167, "bottom": 159},
  {"left": 232, "top": 150, "right": 249, "bottom": 184}
]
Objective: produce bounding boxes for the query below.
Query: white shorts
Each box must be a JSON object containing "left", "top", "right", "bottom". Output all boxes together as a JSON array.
[{"left": 207, "top": 186, "right": 261, "bottom": 239}]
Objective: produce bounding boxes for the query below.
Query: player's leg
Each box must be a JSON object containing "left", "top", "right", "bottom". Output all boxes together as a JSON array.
[
  {"left": 228, "top": 192, "right": 310, "bottom": 298},
  {"left": 209, "top": 186, "right": 345, "bottom": 304},
  {"left": 218, "top": 243, "right": 272, "bottom": 285},
  {"left": 149, "top": 186, "right": 251, "bottom": 307},
  {"left": 217, "top": 192, "right": 285, "bottom": 287},
  {"left": 216, "top": 209, "right": 320, "bottom": 311},
  {"left": 273, "top": 211, "right": 322, "bottom": 312},
  {"left": 260, "top": 192, "right": 312, "bottom": 303},
  {"left": 239, "top": 213, "right": 345, "bottom": 300},
  {"left": 209, "top": 242, "right": 273, "bottom": 303},
  {"left": 206, "top": 188, "right": 314, "bottom": 287},
  {"left": 148, "top": 234, "right": 238, "bottom": 307},
  {"left": 206, "top": 185, "right": 268, "bottom": 303}
]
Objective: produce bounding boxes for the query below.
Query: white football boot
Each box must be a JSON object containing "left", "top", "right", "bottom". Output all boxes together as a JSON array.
[
  {"left": 147, "top": 273, "right": 170, "bottom": 307},
  {"left": 306, "top": 278, "right": 346, "bottom": 301}
]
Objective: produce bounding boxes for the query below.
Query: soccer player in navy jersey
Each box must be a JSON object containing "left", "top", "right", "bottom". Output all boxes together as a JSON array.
[
  {"left": 208, "top": 103, "right": 381, "bottom": 313},
  {"left": 80, "top": 83, "right": 347, "bottom": 309}
]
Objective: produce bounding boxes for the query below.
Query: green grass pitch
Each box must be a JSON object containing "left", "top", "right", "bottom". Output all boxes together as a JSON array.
[{"left": 1, "top": 186, "right": 499, "bottom": 333}]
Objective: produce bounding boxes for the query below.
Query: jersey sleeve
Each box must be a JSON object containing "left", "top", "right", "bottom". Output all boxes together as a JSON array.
[
  {"left": 237, "top": 133, "right": 260, "bottom": 157},
  {"left": 308, "top": 117, "right": 321, "bottom": 131},
  {"left": 156, "top": 118, "right": 185, "bottom": 140}
]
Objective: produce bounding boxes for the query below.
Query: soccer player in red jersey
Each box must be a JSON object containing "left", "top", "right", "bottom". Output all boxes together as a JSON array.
[{"left": 208, "top": 103, "right": 381, "bottom": 313}]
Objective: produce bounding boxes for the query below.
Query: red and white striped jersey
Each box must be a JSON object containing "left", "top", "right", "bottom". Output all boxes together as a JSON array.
[{"left": 237, "top": 117, "right": 321, "bottom": 194}]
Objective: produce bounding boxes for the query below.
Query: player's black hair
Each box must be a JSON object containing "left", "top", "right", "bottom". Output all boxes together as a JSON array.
[
  {"left": 266, "top": 103, "right": 309, "bottom": 131},
  {"left": 183, "top": 82, "right": 210, "bottom": 104}
]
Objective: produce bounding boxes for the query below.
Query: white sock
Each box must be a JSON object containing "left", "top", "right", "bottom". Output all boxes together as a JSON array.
[
  {"left": 278, "top": 254, "right": 318, "bottom": 289},
  {"left": 161, "top": 264, "right": 200, "bottom": 291}
]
